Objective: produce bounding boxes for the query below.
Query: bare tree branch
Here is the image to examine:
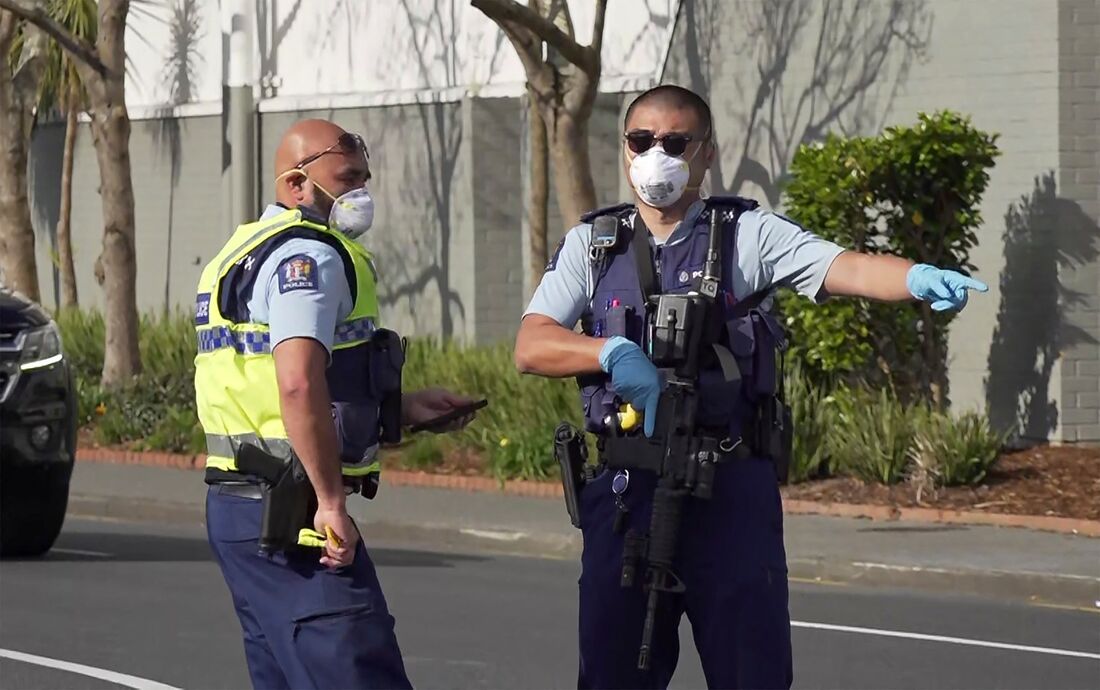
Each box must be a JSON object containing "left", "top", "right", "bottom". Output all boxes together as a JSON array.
[
  {"left": 0, "top": 9, "right": 16, "bottom": 48},
  {"left": 0, "top": 0, "right": 106, "bottom": 75},
  {"left": 590, "top": 0, "right": 608, "bottom": 61},
  {"left": 495, "top": 17, "right": 554, "bottom": 93},
  {"left": 471, "top": 0, "right": 593, "bottom": 72}
]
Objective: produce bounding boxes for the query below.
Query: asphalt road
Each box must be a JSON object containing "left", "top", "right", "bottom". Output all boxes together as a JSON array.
[{"left": 0, "top": 518, "right": 1097, "bottom": 690}]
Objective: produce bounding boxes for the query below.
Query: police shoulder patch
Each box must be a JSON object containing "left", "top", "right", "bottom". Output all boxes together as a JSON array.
[
  {"left": 278, "top": 254, "right": 319, "bottom": 293},
  {"left": 194, "top": 293, "right": 211, "bottom": 325},
  {"left": 545, "top": 237, "right": 567, "bottom": 273}
]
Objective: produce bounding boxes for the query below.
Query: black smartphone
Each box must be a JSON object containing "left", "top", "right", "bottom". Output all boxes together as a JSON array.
[{"left": 408, "top": 399, "right": 488, "bottom": 433}]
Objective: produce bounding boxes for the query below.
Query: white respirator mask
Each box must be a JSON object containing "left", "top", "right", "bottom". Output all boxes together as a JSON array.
[{"left": 326, "top": 186, "right": 376, "bottom": 239}]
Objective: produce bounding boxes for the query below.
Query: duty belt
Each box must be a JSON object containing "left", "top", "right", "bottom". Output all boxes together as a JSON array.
[{"left": 601, "top": 433, "right": 754, "bottom": 473}]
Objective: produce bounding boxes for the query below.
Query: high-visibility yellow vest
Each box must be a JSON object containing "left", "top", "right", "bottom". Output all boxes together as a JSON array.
[{"left": 193, "top": 207, "right": 383, "bottom": 478}]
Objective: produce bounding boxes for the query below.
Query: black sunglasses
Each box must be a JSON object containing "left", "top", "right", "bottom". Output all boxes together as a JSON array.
[
  {"left": 624, "top": 129, "right": 708, "bottom": 157},
  {"left": 294, "top": 132, "right": 370, "bottom": 170}
]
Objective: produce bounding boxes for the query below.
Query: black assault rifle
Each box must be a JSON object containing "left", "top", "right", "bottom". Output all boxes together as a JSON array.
[{"left": 603, "top": 209, "right": 732, "bottom": 670}]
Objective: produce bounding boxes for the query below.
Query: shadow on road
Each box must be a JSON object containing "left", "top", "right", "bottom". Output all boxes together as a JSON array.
[{"left": 9, "top": 531, "right": 488, "bottom": 569}]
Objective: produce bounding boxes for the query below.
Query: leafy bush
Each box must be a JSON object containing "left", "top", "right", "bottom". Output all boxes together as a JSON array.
[
  {"left": 828, "top": 386, "right": 921, "bottom": 484},
  {"left": 781, "top": 111, "right": 1000, "bottom": 404},
  {"left": 785, "top": 360, "right": 835, "bottom": 483},
  {"left": 58, "top": 309, "right": 200, "bottom": 452},
  {"left": 909, "top": 412, "right": 1004, "bottom": 489}
]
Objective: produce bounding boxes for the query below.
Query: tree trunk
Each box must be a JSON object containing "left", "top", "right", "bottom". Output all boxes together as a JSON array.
[
  {"left": 547, "top": 109, "right": 597, "bottom": 231},
  {"left": 90, "top": 90, "right": 140, "bottom": 385},
  {"left": 0, "top": 110, "right": 39, "bottom": 301},
  {"left": 71, "top": 0, "right": 141, "bottom": 386},
  {"left": 0, "top": 8, "right": 46, "bottom": 302},
  {"left": 57, "top": 104, "right": 78, "bottom": 307},
  {"left": 527, "top": 89, "right": 549, "bottom": 289}
]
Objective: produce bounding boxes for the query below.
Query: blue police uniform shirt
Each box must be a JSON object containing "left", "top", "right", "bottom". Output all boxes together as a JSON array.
[
  {"left": 524, "top": 199, "right": 845, "bottom": 329},
  {"left": 246, "top": 204, "right": 354, "bottom": 354}
]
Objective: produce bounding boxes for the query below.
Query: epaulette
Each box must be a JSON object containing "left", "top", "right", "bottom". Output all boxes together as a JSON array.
[
  {"left": 704, "top": 195, "right": 760, "bottom": 213},
  {"left": 579, "top": 202, "right": 634, "bottom": 224}
]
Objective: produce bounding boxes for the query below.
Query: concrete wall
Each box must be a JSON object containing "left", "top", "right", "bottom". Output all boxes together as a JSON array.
[
  {"left": 29, "top": 116, "right": 226, "bottom": 316},
  {"left": 259, "top": 102, "right": 480, "bottom": 341},
  {"left": 663, "top": 0, "right": 1100, "bottom": 443},
  {"left": 30, "top": 99, "right": 523, "bottom": 345}
]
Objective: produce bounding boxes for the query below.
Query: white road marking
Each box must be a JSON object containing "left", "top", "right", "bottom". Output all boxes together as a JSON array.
[
  {"left": 0, "top": 649, "right": 182, "bottom": 689},
  {"left": 51, "top": 548, "right": 111, "bottom": 558},
  {"left": 851, "top": 561, "right": 1100, "bottom": 584},
  {"left": 459, "top": 528, "right": 526, "bottom": 542},
  {"left": 792, "top": 621, "right": 1100, "bottom": 661}
]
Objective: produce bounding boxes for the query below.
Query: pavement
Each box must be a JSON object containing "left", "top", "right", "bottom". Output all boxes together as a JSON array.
[
  {"left": 66, "top": 462, "right": 1100, "bottom": 609},
  {"left": 1, "top": 517, "right": 1098, "bottom": 689}
]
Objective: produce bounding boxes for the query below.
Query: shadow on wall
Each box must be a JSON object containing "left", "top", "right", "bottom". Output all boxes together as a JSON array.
[
  {"left": 370, "top": 0, "right": 467, "bottom": 339},
  {"left": 673, "top": 0, "right": 932, "bottom": 203},
  {"left": 985, "top": 173, "right": 1100, "bottom": 442}
]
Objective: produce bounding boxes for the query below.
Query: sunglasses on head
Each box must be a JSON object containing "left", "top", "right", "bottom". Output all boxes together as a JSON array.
[
  {"left": 624, "top": 129, "right": 709, "bottom": 157},
  {"left": 294, "top": 132, "right": 370, "bottom": 171}
]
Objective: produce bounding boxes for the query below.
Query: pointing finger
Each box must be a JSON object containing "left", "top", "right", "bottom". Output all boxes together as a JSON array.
[{"left": 960, "top": 277, "right": 989, "bottom": 292}]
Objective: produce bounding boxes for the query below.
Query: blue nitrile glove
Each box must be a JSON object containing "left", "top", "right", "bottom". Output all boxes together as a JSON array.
[
  {"left": 906, "top": 264, "right": 989, "bottom": 312},
  {"left": 599, "top": 336, "right": 662, "bottom": 438}
]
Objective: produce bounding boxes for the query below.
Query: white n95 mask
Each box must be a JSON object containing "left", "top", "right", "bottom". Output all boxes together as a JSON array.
[
  {"left": 328, "top": 187, "right": 375, "bottom": 239},
  {"left": 628, "top": 149, "right": 691, "bottom": 208}
]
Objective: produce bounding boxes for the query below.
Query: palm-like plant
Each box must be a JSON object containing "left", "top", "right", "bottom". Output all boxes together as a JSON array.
[{"left": 35, "top": 0, "right": 95, "bottom": 308}]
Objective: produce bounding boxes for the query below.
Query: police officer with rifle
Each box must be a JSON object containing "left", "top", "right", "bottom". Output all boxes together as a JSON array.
[{"left": 516, "top": 85, "right": 987, "bottom": 689}]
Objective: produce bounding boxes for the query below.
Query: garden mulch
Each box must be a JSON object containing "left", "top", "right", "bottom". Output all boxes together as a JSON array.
[{"left": 781, "top": 445, "right": 1100, "bottom": 521}]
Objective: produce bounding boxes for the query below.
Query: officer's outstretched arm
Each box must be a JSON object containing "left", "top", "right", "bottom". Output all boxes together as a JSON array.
[
  {"left": 822, "top": 252, "right": 988, "bottom": 311},
  {"left": 514, "top": 315, "right": 605, "bottom": 378},
  {"left": 822, "top": 252, "right": 916, "bottom": 301}
]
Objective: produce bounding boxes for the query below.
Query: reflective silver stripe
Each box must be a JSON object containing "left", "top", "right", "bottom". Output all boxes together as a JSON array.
[
  {"left": 345, "top": 442, "right": 378, "bottom": 467},
  {"left": 216, "top": 214, "right": 303, "bottom": 276},
  {"left": 205, "top": 433, "right": 292, "bottom": 461}
]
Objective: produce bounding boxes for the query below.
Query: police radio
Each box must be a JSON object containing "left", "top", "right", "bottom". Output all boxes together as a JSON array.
[{"left": 589, "top": 215, "right": 621, "bottom": 263}]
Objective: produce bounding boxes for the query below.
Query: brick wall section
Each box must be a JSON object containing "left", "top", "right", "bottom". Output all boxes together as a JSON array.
[{"left": 1057, "top": 0, "right": 1100, "bottom": 443}]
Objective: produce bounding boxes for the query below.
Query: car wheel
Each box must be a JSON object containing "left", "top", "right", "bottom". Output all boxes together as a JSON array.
[{"left": 0, "top": 468, "right": 70, "bottom": 558}]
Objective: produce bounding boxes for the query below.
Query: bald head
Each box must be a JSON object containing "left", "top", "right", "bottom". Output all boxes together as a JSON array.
[{"left": 273, "top": 118, "right": 370, "bottom": 215}]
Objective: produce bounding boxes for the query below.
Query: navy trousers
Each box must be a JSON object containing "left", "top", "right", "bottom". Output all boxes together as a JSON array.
[
  {"left": 577, "top": 457, "right": 793, "bottom": 690},
  {"left": 205, "top": 486, "right": 412, "bottom": 690}
]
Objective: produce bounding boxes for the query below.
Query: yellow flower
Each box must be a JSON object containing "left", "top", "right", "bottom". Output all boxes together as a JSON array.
[
  {"left": 911, "top": 210, "right": 924, "bottom": 226},
  {"left": 499, "top": 437, "right": 510, "bottom": 448},
  {"left": 94, "top": 402, "right": 107, "bottom": 416}
]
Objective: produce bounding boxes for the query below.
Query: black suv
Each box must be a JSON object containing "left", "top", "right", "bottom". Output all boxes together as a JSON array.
[{"left": 0, "top": 287, "right": 76, "bottom": 557}]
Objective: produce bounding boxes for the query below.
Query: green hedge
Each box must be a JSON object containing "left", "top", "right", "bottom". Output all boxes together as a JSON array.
[
  {"left": 780, "top": 111, "right": 1000, "bottom": 403},
  {"left": 58, "top": 310, "right": 1002, "bottom": 485}
]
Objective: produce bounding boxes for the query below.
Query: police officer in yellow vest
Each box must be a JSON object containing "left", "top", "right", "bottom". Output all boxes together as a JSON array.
[{"left": 195, "top": 119, "right": 478, "bottom": 689}]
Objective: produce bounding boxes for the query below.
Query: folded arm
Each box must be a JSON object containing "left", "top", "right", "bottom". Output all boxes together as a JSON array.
[{"left": 514, "top": 314, "right": 605, "bottom": 378}]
